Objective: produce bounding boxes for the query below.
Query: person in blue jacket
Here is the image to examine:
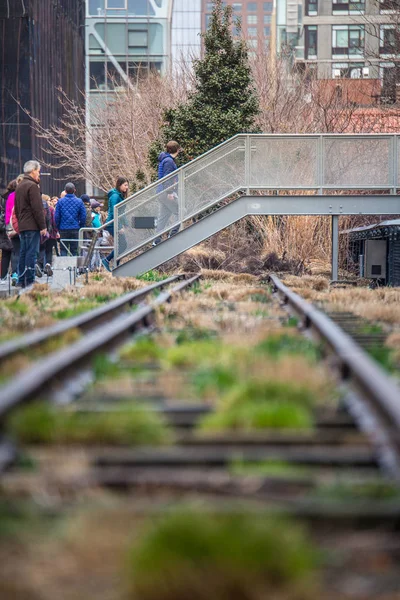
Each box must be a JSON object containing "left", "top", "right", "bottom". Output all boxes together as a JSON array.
[
  {"left": 153, "top": 140, "right": 181, "bottom": 246},
  {"left": 101, "top": 176, "right": 129, "bottom": 272},
  {"left": 55, "top": 182, "right": 86, "bottom": 256}
]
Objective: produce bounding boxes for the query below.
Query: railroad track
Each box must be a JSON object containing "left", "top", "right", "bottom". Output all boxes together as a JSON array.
[
  {"left": 1, "top": 273, "right": 399, "bottom": 490},
  {"left": 1, "top": 272, "right": 400, "bottom": 597}
]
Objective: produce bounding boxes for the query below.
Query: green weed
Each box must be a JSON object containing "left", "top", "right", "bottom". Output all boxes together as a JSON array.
[
  {"left": 191, "top": 365, "right": 237, "bottom": 397},
  {"left": 92, "top": 354, "right": 123, "bottom": 379},
  {"left": 230, "top": 459, "right": 312, "bottom": 479},
  {"left": 52, "top": 302, "right": 98, "bottom": 319},
  {"left": 120, "top": 337, "right": 163, "bottom": 363},
  {"left": 284, "top": 316, "right": 300, "bottom": 328},
  {"left": 255, "top": 334, "right": 322, "bottom": 362},
  {"left": 137, "top": 270, "right": 168, "bottom": 282},
  {"left": 367, "top": 345, "right": 397, "bottom": 372},
  {"left": 7, "top": 401, "right": 172, "bottom": 446},
  {"left": 199, "top": 400, "right": 313, "bottom": 432},
  {"left": 175, "top": 326, "right": 217, "bottom": 345},
  {"left": 7, "top": 301, "right": 29, "bottom": 316},
  {"left": 127, "top": 509, "right": 318, "bottom": 600},
  {"left": 250, "top": 293, "right": 270, "bottom": 304},
  {"left": 314, "top": 480, "right": 400, "bottom": 502}
]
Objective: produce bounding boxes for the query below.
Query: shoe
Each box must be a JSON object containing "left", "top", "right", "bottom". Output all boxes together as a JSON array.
[
  {"left": 44, "top": 263, "right": 53, "bottom": 277},
  {"left": 35, "top": 264, "right": 43, "bottom": 278},
  {"left": 11, "top": 273, "right": 18, "bottom": 286},
  {"left": 101, "top": 258, "right": 111, "bottom": 272}
]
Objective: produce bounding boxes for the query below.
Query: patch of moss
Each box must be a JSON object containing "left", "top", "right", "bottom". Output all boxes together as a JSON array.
[
  {"left": 7, "top": 301, "right": 29, "bottom": 316},
  {"left": 137, "top": 270, "right": 168, "bottom": 282},
  {"left": 255, "top": 334, "right": 322, "bottom": 362},
  {"left": 7, "top": 401, "right": 172, "bottom": 446},
  {"left": 250, "top": 293, "right": 270, "bottom": 304},
  {"left": 127, "top": 509, "right": 318, "bottom": 600},
  {"left": 52, "top": 302, "right": 99, "bottom": 319},
  {"left": 165, "top": 340, "right": 226, "bottom": 369},
  {"left": 92, "top": 354, "right": 123, "bottom": 380},
  {"left": 199, "top": 400, "right": 313, "bottom": 432},
  {"left": 314, "top": 480, "right": 400, "bottom": 502},
  {"left": 119, "top": 337, "right": 163, "bottom": 363},
  {"left": 175, "top": 326, "right": 218, "bottom": 345},
  {"left": 230, "top": 459, "right": 312, "bottom": 479},
  {"left": 367, "top": 345, "right": 397, "bottom": 373},
  {"left": 191, "top": 365, "right": 238, "bottom": 398}
]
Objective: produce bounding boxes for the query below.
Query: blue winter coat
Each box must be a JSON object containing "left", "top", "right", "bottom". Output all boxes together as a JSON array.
[
  {"left": 55, "top": 194, "right": 87, "bottom": 230},
  {"left": 157, "top": 152, "right": 178, "bottom": 193},
  {"left": 106, "top": 188, "right": 125, "bottom": 224}
]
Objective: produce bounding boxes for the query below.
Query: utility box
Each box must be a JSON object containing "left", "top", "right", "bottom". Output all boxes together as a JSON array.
[{"left": 364, "top": 240, "right": 387, "bottom": 279}]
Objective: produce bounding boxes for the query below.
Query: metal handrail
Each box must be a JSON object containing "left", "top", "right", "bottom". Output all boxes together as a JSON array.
[
  {"left": 269, "top": 273, "right": 400, "bottom": 479},
  {"left": 113, "top": 133, "right": 400, "bottom": 266}
]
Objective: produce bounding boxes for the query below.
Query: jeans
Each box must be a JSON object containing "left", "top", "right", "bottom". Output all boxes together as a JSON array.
[
  {"left": 105, "top": 224, "right": 125, "bottom": 264},
  {"left": 18, "top": 230, "right": 40, "bottom": 287},
  {"left": 39, "top": 238, "right": 57, "bottom": 268},
  {"left": 60, "top": 229, "right": 79, "bottom": 256},
  {"left": 154, "top": 193, "right": 180, "bottom": 245}
]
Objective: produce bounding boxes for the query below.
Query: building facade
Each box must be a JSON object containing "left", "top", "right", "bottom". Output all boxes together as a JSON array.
[
  {"left": 0, "top": 0, "right": 85, "bottom": 196},
  {"left": 298, "top": 0, "right": 400, "bottom": 99},
  {"left": 202, "top": 1, "right": 275, "bottom": 56}
]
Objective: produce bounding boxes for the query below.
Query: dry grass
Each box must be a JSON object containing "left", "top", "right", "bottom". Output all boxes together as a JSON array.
[{"left": 282, "top": 275, "right": 400, "bottom": 327}]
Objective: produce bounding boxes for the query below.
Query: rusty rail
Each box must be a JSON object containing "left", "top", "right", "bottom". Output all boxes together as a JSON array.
[{"left": 269, "top": 274, "right": 400, "bottom": 480}]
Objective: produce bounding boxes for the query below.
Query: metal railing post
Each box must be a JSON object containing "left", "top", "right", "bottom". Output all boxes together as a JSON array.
[
  {"left": 391, "top": 135, "right": 398, "bottom": 195},
  {"left": 318, "top": 134, "right": 324, "bottom": 194},
  {"left": 178, "top": 168, "right": 184, "bottom": 228},
  {"left": 114, "top": 204, "right": 119, "bottom": 265},
  {"left": 245, "top": 134, "right": 251, "bottom": 193},
  {"left": 331, "top": 215, "right": 339, "bottom": 282}
]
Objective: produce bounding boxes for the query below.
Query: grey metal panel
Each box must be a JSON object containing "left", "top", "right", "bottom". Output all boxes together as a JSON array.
[{"left": 113, "top": 194, "right": 400, "bottom": 278}]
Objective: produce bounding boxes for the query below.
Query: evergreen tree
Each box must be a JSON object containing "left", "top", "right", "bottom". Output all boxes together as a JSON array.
[{"left": 149, "top": 0, "right": 259, "bottom": 169}]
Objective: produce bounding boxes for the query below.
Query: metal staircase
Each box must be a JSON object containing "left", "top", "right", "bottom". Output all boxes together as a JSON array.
[{"left": 108, "top": 134, "right": 400, "bottom": 278}]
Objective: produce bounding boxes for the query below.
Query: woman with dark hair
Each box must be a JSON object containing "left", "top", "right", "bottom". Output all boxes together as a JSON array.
[
  {"left": 102, "top": 176, "right": 129, "bottom": 272},
  {"left": 1, "top": 179, "right": 17, "bottom": 210}
]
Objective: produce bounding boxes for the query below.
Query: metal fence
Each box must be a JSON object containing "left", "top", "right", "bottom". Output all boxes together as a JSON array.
[{"left": 114, "top": 134, "right": 400, "bottom": 264}]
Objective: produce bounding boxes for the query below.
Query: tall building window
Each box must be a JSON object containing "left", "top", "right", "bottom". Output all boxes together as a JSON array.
[
  {"left": 248, "top": 27, "right": 257, "bottom": 36},
  {"left": 263, "top": 2, "right": 273, "bottom": 10},
  {"left": 247, "top": 14, "right": 258, "bottom": 23},
  {"left": 380, "top": 25, "right": 399, "bottom": 53},
  {"left": 232, "top": 3, "right": 242, "bottom": 11},
  {"left": 305, "top": 25, "right": 317, "bottom": 58},
  {"left": 305, "top": 0, "right": 318, "bottom": 15},
  {"left": 264, "top": 14, "right": 272, "bottom": 22},
  {"left": 247, "top": 2, "right": 257, "bottom": 10},
  {"left": 332, "top": 62, "right": 366, "bottom": 78},
  {"left": 128, "top": 30, "right": 148, "bottom": 48},
  {"left": 332, "top": 0, "right": 364, "bottom": 14},
  {"left": 264, "top": 26, "right": 270, "bottom": 36},
  {"left": 332, "top": 25, "right": 364, "bottom": 56},
  {"left": 379, "top": 0, "right": 400, "bottom": 12},
  {"left": 106, "top": 0, "right": 126, "bottom": 8}
]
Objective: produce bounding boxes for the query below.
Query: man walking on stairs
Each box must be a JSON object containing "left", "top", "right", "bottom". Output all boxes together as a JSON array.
[{"left": 153, "top": 140, "right": 182, "bottom": 246}]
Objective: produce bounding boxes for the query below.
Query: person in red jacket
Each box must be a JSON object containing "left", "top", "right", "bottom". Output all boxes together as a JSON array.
[{"left": 14, "top": 160, "right": 47, "bottom": 288}]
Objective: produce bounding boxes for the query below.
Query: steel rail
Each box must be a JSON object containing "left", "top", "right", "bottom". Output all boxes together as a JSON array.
[
  {"left": 0, "top": 275, "right": 200, "bottom": 419},
  {"left": 269, "top": 274, "right": 400, "bottom": 480},
  {"left": 0, "top": 275, "right": 183, "bottom": 363}
]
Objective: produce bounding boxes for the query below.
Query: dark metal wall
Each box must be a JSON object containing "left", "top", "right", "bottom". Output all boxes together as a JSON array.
[
  {"left": 388, "top": 239, "right": 400, "bottom": 287},
  {"left": 0, "top": 0, "right": 85, "bottom": 197}
]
